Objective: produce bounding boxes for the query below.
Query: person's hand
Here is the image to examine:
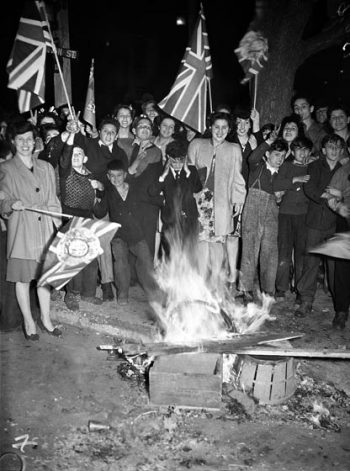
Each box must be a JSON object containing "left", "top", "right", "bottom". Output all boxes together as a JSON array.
[
  {"left": 338, "top": 203, "right": 350, "bottom": 218},
  {"left": 27, "top": 110, "right": 37, "bottom": 126},
  {"left": 266, "top": 124, "right": 280, "bottom": 145},
  {"left": 292, "top": 175, "right": 310, "bottom": 184},
  {"left": 233, "top": 203, "right": 243, "bottom": 217},
  {"left": 12, "top": 200, "right": 25, "bottom": 211},
  {"left": 34, "top": 137, "right": 44, "bottom": 153},
  {"left": 250, "top": 109, "right": 260, "bottom": 132},
  {"left": 66, "top": 118, "right": 80, "bottom": 134},
  {"left": 275, "top": 191, "right": 285, "bottom": 204},
  {"left": 160, "top": 159, "right": 171, "bottom": 180},
  {"left": 183, "top": 160, "right": 190, "bottom": 175},
  {"left": 90, "top": 180, "right": 104, "bottom": 191}
]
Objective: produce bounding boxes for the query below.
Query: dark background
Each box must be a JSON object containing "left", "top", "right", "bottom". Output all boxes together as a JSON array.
[{"left": 1, "top": 0, "right": 350, "bottom": 122}]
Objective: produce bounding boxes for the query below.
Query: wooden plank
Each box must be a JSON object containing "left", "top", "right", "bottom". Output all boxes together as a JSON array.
[
  {"left": 101, "top": 332, "right": 305, "bottom": 357},
  {"left": 233, "top": 348, "right": 350, "bottom": 359},
  {"left": 149, "top": 353, "right": 222, "bottom": 409}
]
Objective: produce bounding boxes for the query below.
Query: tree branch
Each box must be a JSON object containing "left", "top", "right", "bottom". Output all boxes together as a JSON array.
[{"left": 302, "top": 15, "right": 350, "bottom": 60}]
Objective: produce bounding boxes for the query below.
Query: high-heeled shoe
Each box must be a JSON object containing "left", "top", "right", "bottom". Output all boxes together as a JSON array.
[
  {"left": 23, "top": 326, "right": 39, "bottom": 341},
  {"left": 37, "top": 319, "right": 62, "bottom": 337}
]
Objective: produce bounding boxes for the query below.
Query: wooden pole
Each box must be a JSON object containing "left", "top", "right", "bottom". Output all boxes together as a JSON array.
[
  {"left": 98, "top": 332, "right": 305, "bottom": 356},
  {"left": 42, "top": 2, "right": 74, "bottom": 119},
  {"left": 253, "top": 74, "right": 258, "bottom": 110},
  {"left": 24, "top": 207, "right": 73, "bottom": 219},
  {"left": 234, "top": 347, "right": 350, "bottom": 359}
]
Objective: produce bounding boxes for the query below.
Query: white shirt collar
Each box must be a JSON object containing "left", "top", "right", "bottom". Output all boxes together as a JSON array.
[
  {"left": 98, "top": 139, "right": 113, "bottom": 152},
  {"left": 265, "top": 161, "right": 279, "bottom": 175}
]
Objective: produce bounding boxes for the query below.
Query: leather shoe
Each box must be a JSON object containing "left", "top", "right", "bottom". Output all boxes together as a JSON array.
[
  {"left": 38, "top": 319, "right": 62, "bottom": 337},
  {"left": 101, "top": 282, "right": 114, "bottom": 301},
  {"left": 64, "top": 292, "right": 80, "bottom": 311},
  {"left": 81, "top": 295, "right": 103, "bottom": 305},
  {"left": 24, "top": 332, "right": 39, "bottom": 341},
  {"left": 235, "top": 291, "right": 254, "bottom": 306},
  {"left": 332, "top": 311, "right": 348, "bottom": 330},
  {"left": 295, "top": 301, "right": 312, "bottom": 318}
]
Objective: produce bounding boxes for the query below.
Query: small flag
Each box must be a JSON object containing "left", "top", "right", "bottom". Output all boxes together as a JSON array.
[
  {"left": 83, "top": 58, "right": 96, "bottom": 129},
  {"left": 38, "top": 217, "right": 120, "bottom": 290},
  {"left": 158, "top": 3, "right": 212, "bottom": 134},
  {"left": 234, "top": 31, "right": 268, "bottom": 84},
  {"left": 7, "top": 1, "right": 52, "bottom": 113},
  {"left": 309, "top": 232, "right": 350, "bottom": 260}
]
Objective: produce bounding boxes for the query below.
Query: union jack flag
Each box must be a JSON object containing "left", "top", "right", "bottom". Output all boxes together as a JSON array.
[
  {"left": 7, "top": 1, "right": 52, "bottom": 113},
  {"left": 38, "top": 217, "right": 120, "bottom": 290},
  {"left": 158, "top": 3, "right": 212, "bottom": 134},
  {"left": 83, "top": 58, "right": 96, "bottom": 129}
]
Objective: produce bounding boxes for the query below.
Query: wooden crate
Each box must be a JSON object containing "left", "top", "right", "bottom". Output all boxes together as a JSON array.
[
  {"left": 237, "top": 354, "right": 296, "bottom": 405},
  {"left": 149, "top": 353, "right": 222, "bottom": 410}
]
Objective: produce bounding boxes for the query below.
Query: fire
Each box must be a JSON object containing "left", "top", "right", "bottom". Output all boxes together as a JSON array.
[{"left": 150, "top": 231, "right": 276, "bottom": 343}]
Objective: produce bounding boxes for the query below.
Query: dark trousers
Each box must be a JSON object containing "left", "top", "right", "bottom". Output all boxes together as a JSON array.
[
  {"left": 334, "top": 218, "right": 350, "bottom": 312},
  {"left": 111, "top": 238, "right": 155, "bottom": 299},
  {"left": 276, "top": 213, "right": 307, "bottom": 293},
  {"left": 297, "top": 226, "right": 335, "bottom": 303},
  {"left": 240, "top": 189, "right": 279, "bottom": 294},
  {"left": 66, "top": 259, "right": 99, "bottom": 297}
]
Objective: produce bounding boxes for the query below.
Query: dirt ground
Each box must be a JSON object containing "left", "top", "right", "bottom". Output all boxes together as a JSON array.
[{"left": 1, "top": 286, "right": 350, "bottom": 471}]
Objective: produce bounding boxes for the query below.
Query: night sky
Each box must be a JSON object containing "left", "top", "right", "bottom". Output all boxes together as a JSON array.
[{"left": 1, "top": 0, "right": 350, "bottom": 121}]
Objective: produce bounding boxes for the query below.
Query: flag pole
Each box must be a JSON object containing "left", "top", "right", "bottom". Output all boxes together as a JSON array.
[
  {"left": 208, "top": 78, "right": 213, "bottom": 114},
  {"left": 24, "top": 207, "right": 73, "bottom": 219},
  {"left": 41, "top": 2, "right": 74, "bottom": 120},
  {"left": 253, "top": 74, "right": 258, "bottom": 110}
]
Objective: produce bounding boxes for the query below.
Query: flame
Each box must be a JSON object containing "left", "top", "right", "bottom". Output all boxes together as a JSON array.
[{"left": 151, "top": 229, "right": 275, "bottom": 344}]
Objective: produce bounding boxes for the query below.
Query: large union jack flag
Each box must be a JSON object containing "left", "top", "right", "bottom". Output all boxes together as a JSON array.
[
  {"left": 38, "top": 217, "right": 120, "bottom": 290},
  {"left": 7, "top": 1, "right": 52, "bottom": 113},
  {"left": 158, "top": 4, "right": 212, "bottom": 134}
]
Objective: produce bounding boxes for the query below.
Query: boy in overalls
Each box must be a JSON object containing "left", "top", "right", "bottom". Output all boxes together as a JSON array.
[{"left": 238, "top": 137, "right": 288, "bottom": 304}]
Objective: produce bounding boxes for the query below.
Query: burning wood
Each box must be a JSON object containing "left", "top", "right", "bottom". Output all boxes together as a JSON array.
[{"left": 97, "top": 331, "right": 304, "bottom": 357}]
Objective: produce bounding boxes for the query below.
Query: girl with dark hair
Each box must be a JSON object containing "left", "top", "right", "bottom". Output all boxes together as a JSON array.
[
  {"left": 278, "top": 114, "right": 305, "bottom": 160},
  {"left": 188, "top": 112, "right": 246, "bottom": 290}
]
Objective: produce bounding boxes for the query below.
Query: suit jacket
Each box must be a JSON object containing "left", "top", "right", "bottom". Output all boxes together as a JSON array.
[
  {"left": 75, "top": 134, "right": 128, "bottom": 184},
  {"left": 0, "top": 156, "right": 61, "bottom": 261},
  {"left": 148, "top": 166, "right": 202, "bottom": 232},
  {"left": 187, "top": 138, "right": 246, "bottom": 236}
]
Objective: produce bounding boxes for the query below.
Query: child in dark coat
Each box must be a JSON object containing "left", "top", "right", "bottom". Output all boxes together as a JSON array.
[
  {"left": 94, "top": 160, "right": 160, "bottom": 305},
  {"left": 148, "top": 139, "right": 202, "bottom": 257}
]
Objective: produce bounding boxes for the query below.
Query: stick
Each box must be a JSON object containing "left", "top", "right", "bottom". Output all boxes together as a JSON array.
[
  {"left": 24, "top": 207, "right": 73, "bottom": 219},
  {"left": 208, "top": 78, "right": 213, "bottom": 114},
  {"left": 253, "top": 74, "right": 258, "bottom": 110},
  {"left": 98, "top": 332, "right": 304, "bottom": 356},
  {"left": 42, "top": 3, "right": 74, "bottom": 120},
  {"left": 233, "top": 347, "right": 350, "bottom": 359}
]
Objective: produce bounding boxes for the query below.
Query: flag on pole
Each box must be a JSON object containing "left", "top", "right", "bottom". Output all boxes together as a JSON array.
[
  {"left": 234, "top": 31, "right": 268, "bottom": 84},
  {"left": 83, "top": 58, "right": 96, "bottom": 129},
  {"left": 7, "top": 1, "right": 52, "bottom": 113},
  {"left": 38, "top": 217, "right": 120, "bottom": 290},
  {"left": 309, "top": 232, "right": 350, "bottom": 260},
  {"left": 158, "top": 3, "right": 212, "bottom": 134}
]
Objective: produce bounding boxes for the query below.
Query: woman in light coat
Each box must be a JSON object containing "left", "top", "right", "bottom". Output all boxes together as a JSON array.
[
  {"left": 0, "top": 121, "right": 62, "bottom": 340},
  {"left": 187, "top": 112, "right": 246, "bottom": 289}
]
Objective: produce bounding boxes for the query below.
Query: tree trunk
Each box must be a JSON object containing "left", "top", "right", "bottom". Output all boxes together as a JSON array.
[{"left": 251, "top": 0, "right": 314, "bottom": 124}]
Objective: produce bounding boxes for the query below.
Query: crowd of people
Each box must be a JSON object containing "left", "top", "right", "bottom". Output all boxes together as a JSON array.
[{"left": 0, "top": 93, "right": 350, "bottom": 341}]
